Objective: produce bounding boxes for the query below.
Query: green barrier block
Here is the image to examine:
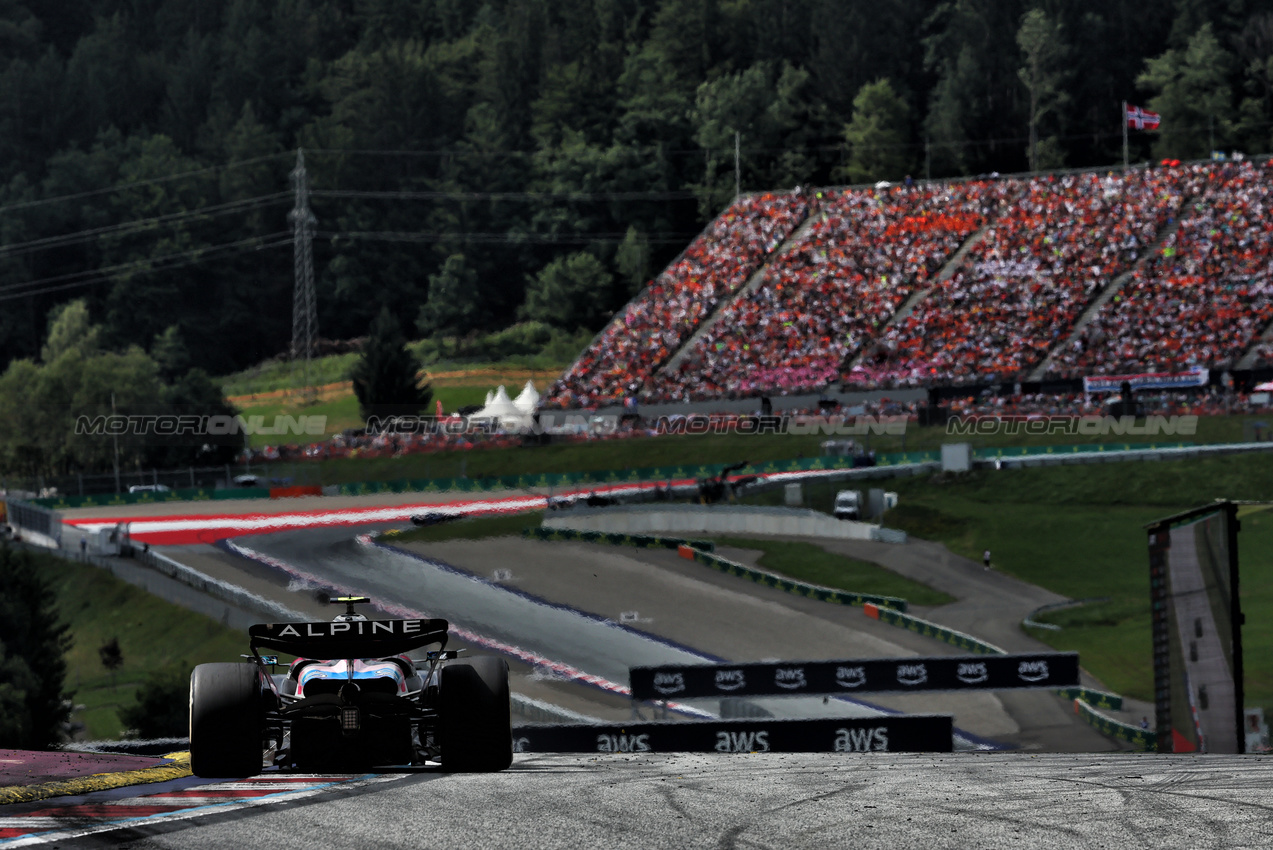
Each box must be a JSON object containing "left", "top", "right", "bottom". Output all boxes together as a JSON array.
[{"left": 1075, "top": 699, "right": 1154, "bottom": 750}]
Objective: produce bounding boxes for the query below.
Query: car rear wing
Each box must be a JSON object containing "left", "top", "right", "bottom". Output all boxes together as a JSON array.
[{"left": 249, "top": 617, "right": 449, "bottom": 660}]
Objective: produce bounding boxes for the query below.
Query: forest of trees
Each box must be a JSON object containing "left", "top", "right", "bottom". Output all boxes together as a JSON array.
[{"left": 3, "top": 0, "right": 1273, "bottom": 382}]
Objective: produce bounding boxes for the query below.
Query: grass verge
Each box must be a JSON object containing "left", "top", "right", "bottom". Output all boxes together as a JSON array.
[
  {"left": 862, "top": 463, "right": 1273, "bottom": 708},
  {"left": 43, "top": 553, "right": 246, "bottom": 740},
  {"left": 711, "top": 536, "right": 954, "bottom": 607}
]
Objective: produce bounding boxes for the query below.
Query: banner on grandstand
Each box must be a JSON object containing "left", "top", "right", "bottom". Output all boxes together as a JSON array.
[
  {"left": 1083, "top": 368, "right": 1208, "bottom": 394},
  {"left": 630, "top": 653, "right": 1079, "bottom": 700}
]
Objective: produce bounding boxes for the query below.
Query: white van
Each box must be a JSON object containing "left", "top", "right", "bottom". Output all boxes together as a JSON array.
[{"left": 833, "top": 490, "right": 861, "bottom": 520}]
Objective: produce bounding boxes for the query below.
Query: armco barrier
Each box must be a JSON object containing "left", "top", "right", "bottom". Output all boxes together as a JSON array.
[
  {"left": 680, "top": 546, "right": 908, "bottom": 612},
  {"left": 973, "top": 441, "right": 1193, "bottom": 460},
  {"left": 330, "top": 454, "right": 879, "bottom": 498},
  {"left": 522, "top": 526, "right": 716, "bottom": 552},
  {"left": 510, "top": 715, "right": 954, "bottom": 754},
  {"left": 864, "top": 603, "right": 1136, "bottom": 737},
  {"left": 1075, "top": 698, "right": 1155, "bottom": 751},
  {"left": 863, "top": 602, "right": 1002, "bottom": 654},
  {"left": 1056, "top": 686, "right": 1123, "bottom": 711}
]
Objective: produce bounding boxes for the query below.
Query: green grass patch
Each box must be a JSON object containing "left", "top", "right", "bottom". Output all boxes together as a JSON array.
[
  {"left": 42, "top": 554, "right": 247, "bottom": 740},
  {"left": 848, "top": 461, "right": 1273, "bottom": 710},
  {"left": 221, "top": 353, "right": 360, "bottom": 397},
  {"left": 390, "top": 511, "right": 544, "bottom": 545},
  {"left": 711, "top": 537, "right": 954, "bottom": 607}
]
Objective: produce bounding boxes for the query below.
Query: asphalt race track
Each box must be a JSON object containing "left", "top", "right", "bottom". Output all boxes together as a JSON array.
[
  {"left": 28, "top": 512, "right": 1232, "bottom": 847},
  {"left": 25, "top": 752, "right": 1273, "bottom": 849}
]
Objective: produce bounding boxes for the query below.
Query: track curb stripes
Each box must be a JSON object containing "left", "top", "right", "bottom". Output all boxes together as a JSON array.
[
  {"left": 0, "top": 752, "right": 191, "bottom": 806},
  {"left": 0, "top": 773, "right": 380, "bottom": 846}
]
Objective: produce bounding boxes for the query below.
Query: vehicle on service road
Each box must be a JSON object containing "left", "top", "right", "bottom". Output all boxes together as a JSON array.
[
  {"left": 189, "top": 597, "right": 512, "bottom": 777},
  {"left": 833, "top": 490, "right": 861, "bottom": 520}
]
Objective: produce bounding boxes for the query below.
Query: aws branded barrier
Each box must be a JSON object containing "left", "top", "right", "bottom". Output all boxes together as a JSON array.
[
  {"left": 510, "top": 715, "right": 954, "bottom": 754},
  {"left": 630, "top": 653, "right": 1080, "bottom": 701}
]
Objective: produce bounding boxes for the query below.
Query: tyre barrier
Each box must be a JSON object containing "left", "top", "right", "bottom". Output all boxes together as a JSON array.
[
  {"left": 521, "top": 526, "right": 716, "bottom": 553},
  {"left": 509, "top": 715, "right": 954, "bottom": 754},
  {"left": 1074, "top": 698, "right": 1156, "bottom": 751},
  {"left": 679, "top": 546, "right": 908, "bottom": 612},
  {"left": 863, "top": 602, "right": 1000, "bottom": 653}
]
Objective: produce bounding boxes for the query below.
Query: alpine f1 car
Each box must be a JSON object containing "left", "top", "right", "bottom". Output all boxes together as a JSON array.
[{"left": 189, "top": 597, "right": 512, "bottom": 777}]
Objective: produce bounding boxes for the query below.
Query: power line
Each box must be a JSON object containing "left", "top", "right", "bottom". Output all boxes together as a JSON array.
[
  {"left": 0, "top": 232, "right": 292, "bottom": 302},
  {"left": 0, "top": 192, "right": 290, "bottom": 260},
  {"left": 0, "top": 152, "right": 292, "bottom": 217},
  {"left": 311, "top": 188, "right": 698, "bottom": 202},
  {"left": 317, "top": 230, "right": 696, "bottom": 246}
]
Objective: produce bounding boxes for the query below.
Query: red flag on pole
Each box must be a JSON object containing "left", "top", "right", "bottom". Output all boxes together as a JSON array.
[{"left": 1126, "top": 104, "right": 1161, "bottom": 131}]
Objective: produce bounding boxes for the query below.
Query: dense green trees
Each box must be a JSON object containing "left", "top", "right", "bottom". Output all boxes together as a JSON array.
[
  {"left": 2, "top": 0, "right": 1273, "bottom": 388},
  {"left": 351, "top": 306, "right": 433, "bottom": 421},
  {"left": 0, "top": 299, "right": 239, "bottom": 479},
  {"left": 0, "top": 546, "right": 70, "bottom": 749}
]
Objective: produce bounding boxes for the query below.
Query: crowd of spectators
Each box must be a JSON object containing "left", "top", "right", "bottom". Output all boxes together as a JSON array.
[
  {"left": 544, "top": 191, "right": 809, "bottom": 408},
  {"left": 851, "top": 168, "right": 1186, "bottom": 387},
  {"left": 1046, "top": 161, "right": 1273, "bottom": 378},
  {"left": 647, "top": 180, "right": 1013, "bottom": 402},
  {"left": 541, "top": 162, "right": 1273, "bottom": 410}
]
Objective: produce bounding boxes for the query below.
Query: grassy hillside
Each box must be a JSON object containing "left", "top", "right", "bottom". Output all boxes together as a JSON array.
[
  {"left": 764, "top": 457, "right": 1273, "bottom": 706},
  {"left": 36, "top": 553, "right": 246, "bottom": 740}
]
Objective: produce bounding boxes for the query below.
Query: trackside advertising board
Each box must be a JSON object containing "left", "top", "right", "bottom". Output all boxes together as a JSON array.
[
  {"left": 630, "top": 653, "right": 1080, "bottom": 701},
  {"left": 510, "top": 715, "right": 953, "bottom": 754}
]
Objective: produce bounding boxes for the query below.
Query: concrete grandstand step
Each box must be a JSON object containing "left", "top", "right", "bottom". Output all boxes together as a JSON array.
[
  {"left": 1028, "top": 211, "right": 1187, "bottom": 381},
  {"left": 659, "top": 209, "right": 820, "bottom": 375},
  {"left": 844, "top": 222, "right": 991, "bottom": 373}
]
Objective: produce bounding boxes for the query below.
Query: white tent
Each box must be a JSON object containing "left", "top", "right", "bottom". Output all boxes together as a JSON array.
[
  {"left": 512, "top": 380, "right": 541, "bottom": 413},
  {"left": 473, "top": 385, "right": 532, "bottom": 431}
]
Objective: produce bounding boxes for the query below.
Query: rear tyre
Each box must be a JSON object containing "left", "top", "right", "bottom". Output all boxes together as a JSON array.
[
  {"left": 439, "top": 656, "right": 512, "bottom": 772},
  {"left": 189, "top": 662, "right": 264, "bottom": 778}
]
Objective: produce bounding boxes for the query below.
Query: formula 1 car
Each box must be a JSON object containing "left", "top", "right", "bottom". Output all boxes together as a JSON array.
[{"left": 189, "top": 597, "right": 512, "bottom": 777}]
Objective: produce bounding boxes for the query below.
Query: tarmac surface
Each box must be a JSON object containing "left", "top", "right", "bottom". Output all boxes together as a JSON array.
[
  {"left": 13, "top": 752, "right": 1267, "bottom": 849},
  {"left": 396, "top": 535, "right": 1120, "bottom": 750}
]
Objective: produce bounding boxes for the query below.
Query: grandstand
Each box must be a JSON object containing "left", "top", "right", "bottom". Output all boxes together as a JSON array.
[{"left": 545, "top": 160, "right": 1273, "bottom": 409}]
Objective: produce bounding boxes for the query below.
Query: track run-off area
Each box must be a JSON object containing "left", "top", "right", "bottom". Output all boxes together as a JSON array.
[
  {"left": 3, "top": 753, "right": 1272, "bottom": 848},
  {"left": 12, "top": 488, "right": 1254, "bottom": 847}
]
